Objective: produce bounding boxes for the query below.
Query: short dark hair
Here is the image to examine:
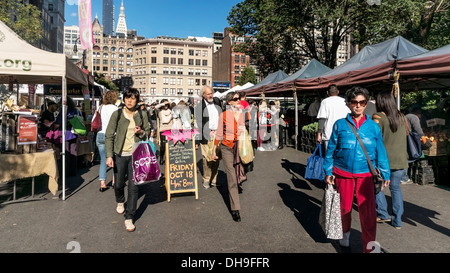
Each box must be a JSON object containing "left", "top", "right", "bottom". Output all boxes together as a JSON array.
[
  {"left": 345, "top": 86, "right": 369, "bottom": 103},
  {"left": 328, "top": 84, "right": 339, "bottom": 95},
  {"left": 123, "top": 87, "right": 140, "bottom": 102}
]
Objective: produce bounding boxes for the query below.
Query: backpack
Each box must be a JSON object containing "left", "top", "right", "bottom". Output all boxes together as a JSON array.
[{"left": 115, "top": 108, "right": 145, "bottom": 129}]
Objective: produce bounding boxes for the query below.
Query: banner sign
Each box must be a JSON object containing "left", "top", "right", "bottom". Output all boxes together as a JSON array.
[{"left": 78, "top": 0, "right": 94, "bottom": 50}]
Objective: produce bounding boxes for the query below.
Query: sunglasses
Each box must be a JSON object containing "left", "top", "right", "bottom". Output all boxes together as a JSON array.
[
  {"left": 350, "top": 100, "right": 367, "bottom": 107},
  {"left": 230, "top": 97, "right": 240, "bottom": 102}
]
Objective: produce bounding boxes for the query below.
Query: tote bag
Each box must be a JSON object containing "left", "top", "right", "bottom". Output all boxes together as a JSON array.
[
  {"left": 304, "top": 143, "right": 324, "bottom": 181},
  {"left": 132, "top": 142, "right": 161, "bottom": 185},
  {"left": 91, "top": 106, "right": 102, "bottom": 133},
  {"left": 319, "top": 184, "right": 343, "bottom": 240},
  {"left": 407, "top": 131, "right": 422, "bottom": 161},
  {"left": 238, "top": 128, "right": 254, "bottom": 164}
]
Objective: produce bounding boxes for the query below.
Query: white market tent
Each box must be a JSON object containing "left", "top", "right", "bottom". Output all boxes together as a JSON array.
[
  {"left": 0, "top": 20, "right": 89, "bottom": 200},
  {"left": 214, "top": 82, "right": 255, "bottom": 99}
]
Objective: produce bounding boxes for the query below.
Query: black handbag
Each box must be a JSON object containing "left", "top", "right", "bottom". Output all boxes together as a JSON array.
[{"left": 345, "top": 120, "right": 384, "bottom": 194}]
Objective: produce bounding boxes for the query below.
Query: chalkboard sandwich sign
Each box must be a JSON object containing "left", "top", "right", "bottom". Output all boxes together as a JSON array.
[{"left": 162, "top": 129, "right": 199, "bottom": 202}]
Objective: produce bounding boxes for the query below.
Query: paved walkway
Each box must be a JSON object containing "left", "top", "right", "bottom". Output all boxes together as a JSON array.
[{"left": 0, "top": 146, "right": 449, "bottom": 254}]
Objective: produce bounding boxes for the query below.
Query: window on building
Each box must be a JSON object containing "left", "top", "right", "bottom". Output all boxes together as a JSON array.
[
  {"left": 170, "top": 67, "right": 176, "bottom": 74},
  {"left": 151, "top": 77, "right": 157, "bottom": 84},
  {"left": 178, "top": 68, "right": 183, "bottom": 75},
  {"left": 163, "top": 88, "right": 168, "bottom": 95},
  {"left": 202, "top": 60, "right": 208, "bottom": 66},
  {"left": 151, "top": 47, "right": 157, "bottom": 54},
  {"left": 241, "top": 55, "right": 246, "bottom": 63},
  {"left": 189, "top": 49, "right": 194, "bottom": 56},
  {"left": 163, "top": 67, "right": 169, "bottom": 74},
  {"left": 195, "top": 79, "right": 200, "bottom": 86},
  {"left": 163, "top": 48, "right": 169, "bottom": 54},
  {"left": 235, "top": 55, "right": 240, "bottom": 63},
  {"left": 171, "top": 48, "right": 176, "bottom": 54},
  {"left": 163, "top": 57, "right": 169, "bottom": 64},
  {"left": 178, "top": 49, "right": 184, "bottom": 55},
  {"left": 171, "top": 58, "right": 176, "bottom": 64},
  {"left": 151, "top": 67, "right": 157, "bottom": 74},
  {"left": 178, "top": 58, "right": 183, "bottom": 65},
  {"left": 188, "top": 68, "right": 194, "bottom": 75},
  {"left": 234, "top": 65, "right": 240, "bottom": 74},
  {"left": 195, "top": 59, "right": 201, "bottom": 66},
  {"left": 151, "top": 57, "right": 157, "bottom": 64},
  {"left": 163, "top": 77, "right": 169, "bottom": 84},
  {"left": 188, "top": 59, "right": 194, "bottom": 65},
  {"left": 177, "top": 88, "right": 183, "bottom": 95}
]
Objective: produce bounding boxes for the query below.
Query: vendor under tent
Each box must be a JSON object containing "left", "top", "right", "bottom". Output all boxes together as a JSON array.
[
  {"left": 0, "top": 20, "right": 89, "bottom": 201},
  {"left": 245, "top": 59, "right": 332, "bottom": 149}
]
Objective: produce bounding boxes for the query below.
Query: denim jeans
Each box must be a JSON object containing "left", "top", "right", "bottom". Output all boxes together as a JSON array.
[
  {"left": 375, "top": 169, "right": 404, "bottom": 227},
  {"left": 113, "top": 154, "right": 139, "bottom": 220},
  {"left": 401, "top": 160, "right": 415, "bottom": 182},
  {"left": 96, "top": 133, "right": 107, "bottom": 181}
]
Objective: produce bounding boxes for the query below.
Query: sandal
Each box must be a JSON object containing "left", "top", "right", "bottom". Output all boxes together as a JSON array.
[{"left": 377, "top": 217, "right": 392, "bottom": 223}]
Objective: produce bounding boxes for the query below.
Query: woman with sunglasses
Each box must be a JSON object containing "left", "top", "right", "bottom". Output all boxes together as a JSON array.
[
  {"left": 372, "top": 91, "right": 409, "bottom": 230},
  {"left": 323, "top": 86, "right": 390, "bottom": 252},
  {"left": 211, "top": 92, "right": 245, "bottom": 222}
]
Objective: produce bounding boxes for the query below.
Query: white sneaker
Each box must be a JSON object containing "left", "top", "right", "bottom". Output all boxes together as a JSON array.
[
  {"left": 339, "top": 231, "right": 350, "bottom": 247},
  {"left": 257, "top": 147, "right": 265, "bottom": 151},
  {"left": 124, "top": 219, "right": 135, "bottom": 232},
  {"left": 116, "top": 203, "right": 125, "bottom": 214}
]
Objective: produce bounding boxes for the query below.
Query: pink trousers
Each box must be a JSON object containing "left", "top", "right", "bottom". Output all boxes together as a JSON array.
[{"left": 334, "top": 175, "right": 377, "bottom": 253}]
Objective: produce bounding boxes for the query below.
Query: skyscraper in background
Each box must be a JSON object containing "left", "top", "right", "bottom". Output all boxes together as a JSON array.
[{"left": 102, "top": 0, "right": 114, "bottom": 36}]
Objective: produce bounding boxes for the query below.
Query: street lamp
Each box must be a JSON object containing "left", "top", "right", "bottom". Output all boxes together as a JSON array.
[{"left": 73, "top": 37, "right": 87, "bottom": 70}]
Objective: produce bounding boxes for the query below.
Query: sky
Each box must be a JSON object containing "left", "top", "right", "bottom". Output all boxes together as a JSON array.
[{"left": 65, "top": 0, "right": 242, "bottom": 38}]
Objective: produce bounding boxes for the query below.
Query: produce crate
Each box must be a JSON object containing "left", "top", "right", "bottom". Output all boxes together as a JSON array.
[
  {"left": 411, "top": 159, "right": 435, "bottom": 185},
  {"left": 423, "top": 140, "right": 450, "bottom": 156}
]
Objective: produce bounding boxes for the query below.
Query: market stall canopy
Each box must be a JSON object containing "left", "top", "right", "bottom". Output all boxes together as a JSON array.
[
  {"left": 397, "top": 43, "right": 450, "bottom": 90},
  {"left": 246, "top": 59, "right": 332, "bottom": 96},
  {"left": 0, "top": 20, "right": 88, "bottom": 86},
  {"left": 214, "top": 82, "right": 255, "bottom": 99},
  {"left": 243, "top": 70, "right": 288, "bottom": 94},
  {"left": 293, "top": 36, "right": 428, "bottom": 91}
]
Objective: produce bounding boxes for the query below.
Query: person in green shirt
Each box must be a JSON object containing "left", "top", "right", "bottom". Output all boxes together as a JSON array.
[
  {"left": 105, "top": 88, "right": 151, "bottom": 232},
  {"left": 372, "top": 91, "right": 408, "bottom": 229}
]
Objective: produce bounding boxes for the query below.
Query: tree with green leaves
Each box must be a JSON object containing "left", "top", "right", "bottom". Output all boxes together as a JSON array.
[
  {"left": 94, "top": 72, "right": 119, "bottom": 92},
  {"left": 238, "top": 65, "right": 257, "bottom": 86},
  {"left": 0, "top": 0, "right": 42, "bottom": 44},
  {"left": 228, "top": 0, "right": 450, "bottom": 77}
]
